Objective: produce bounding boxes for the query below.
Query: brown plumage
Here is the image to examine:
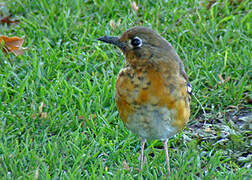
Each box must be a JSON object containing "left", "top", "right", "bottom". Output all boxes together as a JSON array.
[{"left": 98, "top": 26, "right": 191, "bottom": 177}]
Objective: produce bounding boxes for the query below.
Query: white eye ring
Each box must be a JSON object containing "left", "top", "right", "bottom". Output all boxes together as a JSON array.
[{"left": 130, "top": 36, "right": 142, "bottom": 47}]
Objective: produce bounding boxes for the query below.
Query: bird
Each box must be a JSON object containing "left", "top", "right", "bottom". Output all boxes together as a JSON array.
[{"left": 98, "top": 26, "right": 191, "bottom": 177}]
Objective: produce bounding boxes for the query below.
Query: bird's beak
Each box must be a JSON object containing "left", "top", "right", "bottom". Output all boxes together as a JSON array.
[{"left": 98, "top": 36, "right": 125, "bottom": 50}]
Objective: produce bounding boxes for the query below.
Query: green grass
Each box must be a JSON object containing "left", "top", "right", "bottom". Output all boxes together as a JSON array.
[{"left": 0, "top": 0, "right": 251, "bottom": 179}]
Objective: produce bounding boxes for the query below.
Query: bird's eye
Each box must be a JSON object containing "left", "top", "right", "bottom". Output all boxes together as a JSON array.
[{"left": 131, "top": 37, "right": 142, "bottom": 47}]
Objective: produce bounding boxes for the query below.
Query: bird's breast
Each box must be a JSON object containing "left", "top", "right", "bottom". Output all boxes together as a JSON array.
[{"left": 115, "top": 64, "right": 190, "bottom": 139}]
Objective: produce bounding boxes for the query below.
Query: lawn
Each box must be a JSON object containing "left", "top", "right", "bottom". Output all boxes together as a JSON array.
[{"left": 0, "top": 0, "right": 251, "bottom": 179}]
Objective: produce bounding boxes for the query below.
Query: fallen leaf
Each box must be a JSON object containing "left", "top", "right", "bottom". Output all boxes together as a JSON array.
[
  {"left": 0, "top": 16, "right": 19, "bottom": 25},
  {"left": 0, "top": 35, "right": 26, "bottom": 55},
  {"left": 130, "top": 1, "right": 138, "bottom": 12}
]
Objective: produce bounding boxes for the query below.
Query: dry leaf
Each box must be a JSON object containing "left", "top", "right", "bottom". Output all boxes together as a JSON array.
[
  {"left": 0, "top": 35, "right": 26, "bottom": 55},
  {"left": 0, "top": 16, "right": 19, "bottom": 25},
  {"left": 122, "top": 160, "right": 130, "bottom": 171},
  {"left": 130, "top": 1, "right": 138, "bottom": 12}
]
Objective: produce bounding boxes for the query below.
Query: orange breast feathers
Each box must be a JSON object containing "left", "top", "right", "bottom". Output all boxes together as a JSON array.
[{"left": 115, "top": 67, "right": 190, "bottom": 129}]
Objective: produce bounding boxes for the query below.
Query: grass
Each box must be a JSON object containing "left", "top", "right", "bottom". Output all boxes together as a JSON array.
[{"left": 0, "top": 0, "right": 251, "bottom": 179}]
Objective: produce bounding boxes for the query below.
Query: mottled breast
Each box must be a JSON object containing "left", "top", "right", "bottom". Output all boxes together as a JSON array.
[{"left": 115, "top": 63, "right": 190, "bottom": 140}]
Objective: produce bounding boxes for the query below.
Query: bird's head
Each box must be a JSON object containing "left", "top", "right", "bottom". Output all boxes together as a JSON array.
[{"left": 98, "top": 26, "right": 181, "bottom": 67}]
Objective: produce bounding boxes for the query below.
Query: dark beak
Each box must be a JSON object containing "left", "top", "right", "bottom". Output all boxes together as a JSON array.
[{"left": 98, "top": 36, "right": 125, "bottom": 50}]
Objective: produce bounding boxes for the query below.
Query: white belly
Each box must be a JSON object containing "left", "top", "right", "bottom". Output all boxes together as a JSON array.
[{"left": 125, "top": 104, "right": 178, "bottom": 140}]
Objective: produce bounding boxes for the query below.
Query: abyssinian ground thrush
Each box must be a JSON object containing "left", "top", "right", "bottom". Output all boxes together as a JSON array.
[{"left": 98, "top": 26, "right": 191, "bottom": 176}]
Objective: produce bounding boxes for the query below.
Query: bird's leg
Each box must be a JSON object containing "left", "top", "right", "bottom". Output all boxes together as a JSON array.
[
  {"left": 163, "top": 139, "right": 170, "bottom": 177},
  {"left": 139, "top": 138, "right": 146, "bottom": 171}
]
